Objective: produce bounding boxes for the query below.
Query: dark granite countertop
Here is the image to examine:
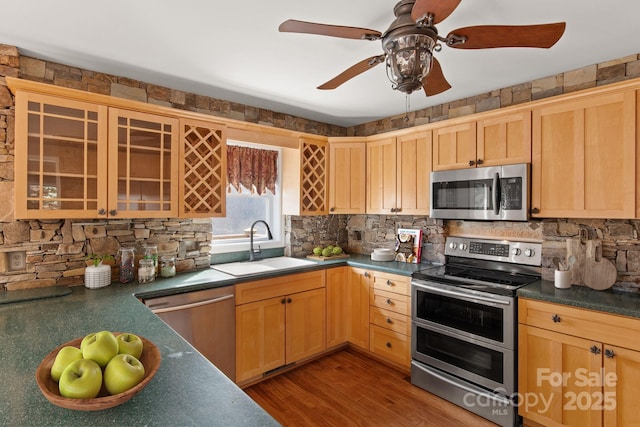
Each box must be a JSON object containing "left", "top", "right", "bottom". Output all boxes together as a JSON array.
[
  {"left": 0, "top": 254, "right": 425, "bottom": 426},
  {"left": 518, "top": 280, "right": 640, "bottom": 319}
]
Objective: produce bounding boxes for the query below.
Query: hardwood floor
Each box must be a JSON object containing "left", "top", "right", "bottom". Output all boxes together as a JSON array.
[{"left": 245, "top": 348, "right": 499, "bottom": 427}]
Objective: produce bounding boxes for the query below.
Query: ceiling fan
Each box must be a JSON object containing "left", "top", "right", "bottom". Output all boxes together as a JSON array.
[{"left": 279, "top": 0, "right": 566, "bottom": 96}]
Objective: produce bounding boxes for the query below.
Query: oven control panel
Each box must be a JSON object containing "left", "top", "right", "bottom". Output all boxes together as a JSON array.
[{"left": 445, "top": 236, "right": 542, "bottom": 266}]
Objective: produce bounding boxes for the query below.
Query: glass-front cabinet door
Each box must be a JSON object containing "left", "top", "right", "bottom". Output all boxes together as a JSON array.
[
  {"left": 14, "top": 92, "right": 108, "bottom": 219},
  {"left": 108, "top": 109, "right": 179, "bottom": 218}
]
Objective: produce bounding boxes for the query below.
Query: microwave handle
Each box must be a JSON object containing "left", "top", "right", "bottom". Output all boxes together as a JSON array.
[{"left": 493, "top": 172, "right": 500, "bottom": 215}]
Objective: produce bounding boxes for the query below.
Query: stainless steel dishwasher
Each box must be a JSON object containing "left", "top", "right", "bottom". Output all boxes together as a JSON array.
[{"left": 143, "top": 286, "right": 236, "bottom": 381}]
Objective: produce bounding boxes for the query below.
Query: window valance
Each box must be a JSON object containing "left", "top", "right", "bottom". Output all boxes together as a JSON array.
[{"left": 227, "top": 145, "right": 278, "bottom": 195}]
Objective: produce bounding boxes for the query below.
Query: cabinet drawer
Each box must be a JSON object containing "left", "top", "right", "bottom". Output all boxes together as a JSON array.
[
  {"left": 519, "top": 298, "right": 640, "bottom": 351},
  {"left": 370, "top": 289, "right": 409, "bottom": 316},
  {"left": 370, "top": 307, "right": 411, "bottom": 335},
  {"left": 370, "top": 324, "right": 410, "bottom": 367},
  {"left": 372, "top": 272, "right": 410, "bottom": 296},
  {"left": 235, "top": 270, "right": 325, "bottom": 305}
]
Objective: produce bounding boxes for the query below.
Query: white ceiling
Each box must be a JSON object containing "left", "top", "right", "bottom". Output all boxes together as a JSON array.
[{"left": 1, "top": 0, "right": 640, "bottom": 127}]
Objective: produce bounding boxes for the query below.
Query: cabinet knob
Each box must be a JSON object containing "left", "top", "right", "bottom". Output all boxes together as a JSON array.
[
  {"left": 552, "top": 314, "right": 561, "bottom": 323},
  {"left": 364, "top": 272, "right": 370, "bottom": 278},
  {"left": 386, "top": 298, "right": 393, "bottom": 306},
  {"left": 386, "top": 342, "right": 392, "bottom": 348},
  {"left": 287, "top": 298, "right": 292, "bottom": 304},
  {"left": 386, "top": 280, "right": 393, "bottom": 287},
  {"left": 590, "top": 345, "right": 601, "bottom": 355},
  {"left": 281, "top": 298, "right": 286, "bottom": 305},
  {"left": 468, "top": 160, "right": 475, "bottom": 166},
  {"left": 476, "top": 159, "right": 483, "bottom": 165},
  {"left": 98, "top": 208, "right": 106, "bottom": 216},
  {"left": 604, "top": 349, "right": 615, "bottom": 359},
  {"left": 531, "top": 207, "right": 540, "bottom": 214},
  {"left": 330, "top": 207, "right": 335, "bottom": 212},
  {"left": 109, "top": 209, "right": 117, "bottom": 216},
  {"left": 386, "top": 318, "right": 393, "bottom": 324}
]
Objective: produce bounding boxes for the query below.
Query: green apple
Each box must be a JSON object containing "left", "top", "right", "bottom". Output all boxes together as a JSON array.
[
  {"left": 312, "top": 246, "right": 322, "bottom": 256},
  {"left": 117, "top": 333, "right": 143, "bottom": 359},
  {"left": 58, "top": 359, "right": 103, "bottom": 399},
  {"left": 332, "top": 246, "right": 343, "bottom": 255},
  {"left": 81, "top": 330, "right": 119, "bottom": 368},
  {"left": 50, "top": 346, "right": 83, "bottom": 383},
  {"left": 104, "top": 354, "right": 145, "bottom": 395}
]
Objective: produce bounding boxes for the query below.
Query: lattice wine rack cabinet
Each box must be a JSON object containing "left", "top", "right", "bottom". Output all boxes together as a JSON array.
[
  {"left": 300, "top": 138, "right": 328, "bottom": 215},
  {"left": 180, "top": 119, "right": 227, "bottom": 217}
]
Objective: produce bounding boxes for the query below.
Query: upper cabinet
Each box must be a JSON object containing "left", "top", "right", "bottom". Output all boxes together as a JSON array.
[
  {"left": 366, "top": 131, "right": 431, "bottom": 215},
  {"left": 108, "top": 108, "right": 179, "bottom": 219},
  {"left": 14, "top": 92, "right": 180, "bottom": 219},
  {"left": 531, "top": 90, "right": 636, "bottom": 218},
  {"left": 179, "top": 119, "right": 227, "bottom": 218},
  {"left": 432, "top": 110, "right": 531, "bottom": 171},
  {"left": 328, "top": 138, "right": 366, "bottom": 214},
  {"left": 283, "top": 136, "right": 328, "bottom": 216},
  {"left": 14, "top": 92, "right": 108, "bottom": 219}
]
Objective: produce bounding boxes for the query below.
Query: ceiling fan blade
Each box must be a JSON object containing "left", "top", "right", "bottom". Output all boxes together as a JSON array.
[
  {"left": 279, "top": 19, "right": 381, "bottom": 40},
  {"left": 422, "top": 58, "right": 451, "bottom": 96},
  {"left": 447, "top": 23, "right": 566, "bottom": 49},
  {"left": 318, "top": 55, "right": 385, "bottom": 90},
  {"left": 411, "top": 0, "right": 462, "bottom": 24}
]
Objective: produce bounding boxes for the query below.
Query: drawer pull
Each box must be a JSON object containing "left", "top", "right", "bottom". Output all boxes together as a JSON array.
[
  {"left": 386, "top": 279, "right": 393, "bottom": 286},
  {"left": 386, "top": 342, "right": 392, "bottom": 348},
  {"left": 590, "top": 345, "right": 601, "bottom": 355},
  {"left": 605, "top": 349, "right": 616, "bottom": 359},
  {"left": 386, "top": 298, "right": 394, "bottom": 306},
  {"left": 551, "top": 314, "right": 561, "bottom": 323},
  {"left": 386, "top": 318, "right": 393, "bottom": 324}
]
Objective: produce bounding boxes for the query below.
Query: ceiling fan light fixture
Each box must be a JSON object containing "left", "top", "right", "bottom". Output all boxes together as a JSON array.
[{"left": 383, "top": 33, "right": 435, "bottom": 94}]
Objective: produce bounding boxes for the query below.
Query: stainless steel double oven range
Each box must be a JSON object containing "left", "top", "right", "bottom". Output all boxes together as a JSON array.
[{"left": 411, "top": 236, "right": 542, "bottom": 427}]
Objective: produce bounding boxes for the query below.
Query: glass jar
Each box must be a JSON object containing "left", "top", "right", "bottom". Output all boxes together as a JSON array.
[
  {"left": 143, "top": 245, "right": 159, "bottom": 277},
  {"left": 118, "top": 247, "right": 135, "bottom": 284},
  {"left": 138, "top": 258, "right": 155, "bottom": 284},
  {"left": 160, "top": 255, "right": 176, "bottom": 278}
]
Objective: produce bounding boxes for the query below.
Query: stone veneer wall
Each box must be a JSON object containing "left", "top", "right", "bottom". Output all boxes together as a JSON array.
[
  {"left": 347, "top": 54, "right": 640, "bottom": 136},
  {"left": 0, "top": 44, "right": 345, "bottom": 290}
]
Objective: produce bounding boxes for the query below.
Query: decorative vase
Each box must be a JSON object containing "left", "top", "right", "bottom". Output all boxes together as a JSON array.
[{"left": 84, "top": 263, "right": 112, "bottom": 289}]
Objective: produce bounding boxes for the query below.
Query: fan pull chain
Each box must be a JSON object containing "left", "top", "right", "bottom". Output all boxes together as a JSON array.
[{"left": 404, "top": 94, "right": 411, "bottom": 122}]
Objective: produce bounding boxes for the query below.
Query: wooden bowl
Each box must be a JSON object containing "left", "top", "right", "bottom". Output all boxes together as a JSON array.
[{"left": 35, "top": 333, "right": 161, "bottom": 411}]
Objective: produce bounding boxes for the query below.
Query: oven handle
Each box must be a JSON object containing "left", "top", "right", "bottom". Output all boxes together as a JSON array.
[{"left": 412, "top": 282, "right": 510, "bottom": 306}]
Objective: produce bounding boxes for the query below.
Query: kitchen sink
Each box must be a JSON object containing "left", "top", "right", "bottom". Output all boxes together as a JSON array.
[{"left": 211, "top": 256, "right": 316, "bottom": 277}]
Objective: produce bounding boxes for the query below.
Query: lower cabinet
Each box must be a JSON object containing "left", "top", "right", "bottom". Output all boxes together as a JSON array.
[
  {"left": 235, "top": 271, "right": 326, "bottom": 384},
  {"left": 326, "top": 266, "right": 349, "bottom": 348},
  {"left": 369, "top": 271, "right": 411, "bottom": 369},
  {"left": 519, "top": 298, "right": 640, "bottom": 427}
]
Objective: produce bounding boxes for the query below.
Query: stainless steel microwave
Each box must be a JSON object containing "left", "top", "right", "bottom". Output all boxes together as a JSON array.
[{"left": 430, "top": 163, "right": 530, "bottom": 221}]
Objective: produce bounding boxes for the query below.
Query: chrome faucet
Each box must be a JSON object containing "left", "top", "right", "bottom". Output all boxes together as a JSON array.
[{"left": 249, "top": 220, "right": 273, "bottom": 261}]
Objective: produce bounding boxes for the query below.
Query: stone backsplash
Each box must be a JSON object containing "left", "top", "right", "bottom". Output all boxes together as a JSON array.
[
  {"left": 286, "top": 215, "right": 640, "bottom": 292},
  {"left": 1, "top": 218, "right": 212, "bottom": 290}
]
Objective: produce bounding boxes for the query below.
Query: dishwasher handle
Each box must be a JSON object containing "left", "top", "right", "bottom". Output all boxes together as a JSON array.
[{"left": 149, "top": 294, "right": 234, "bottom": 314}]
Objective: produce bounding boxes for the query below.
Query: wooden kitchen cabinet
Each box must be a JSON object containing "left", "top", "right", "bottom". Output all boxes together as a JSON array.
[
  {"left": 531, "top": 90, "right": 636, "bottom": 218},
  {"left": 347, "top": 267, "right": 371, "bottom": 350},
  {"left": 326, "top": 266, "right": 349, "bottom": 348},
  {"left": 14, "top": 92, "right": 108, "bottom": 219},
  {"left": 283, "top": 136, "right": 328, "bottom": 216},
  {"left": 328, "top": 138, "right": 366, "bottom": 214},
  {"left": 366, "top": 131, "right": 431, "bottom": 215},
  {"left": 519, "top": 298, "right": 640, "bottom": 427},
  {"left": 179, "top": 118, "right": 227, "bottom": 217},
  {"left": 14, "top": 90, "right": 180, "bottom": 219},
  {"left": 235, "top": 271, "right": 326, "bottom": 384},
  {"left": 369, "top": 271, "right": 411, "bottom": 368},
  {"left": 432, "top": 110, "right": 531, "bottom": 171}
]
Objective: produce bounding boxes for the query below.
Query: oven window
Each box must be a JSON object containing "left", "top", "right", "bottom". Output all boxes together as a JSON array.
[
  {"left": 415, "top": 326, "right": 504, "bottom": 384},
  {"left": 432, "top": 179, "right": 494, "bottom": 211},
  {"left": 415, "top": 290, "right": 504, "bottom": 343}
]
